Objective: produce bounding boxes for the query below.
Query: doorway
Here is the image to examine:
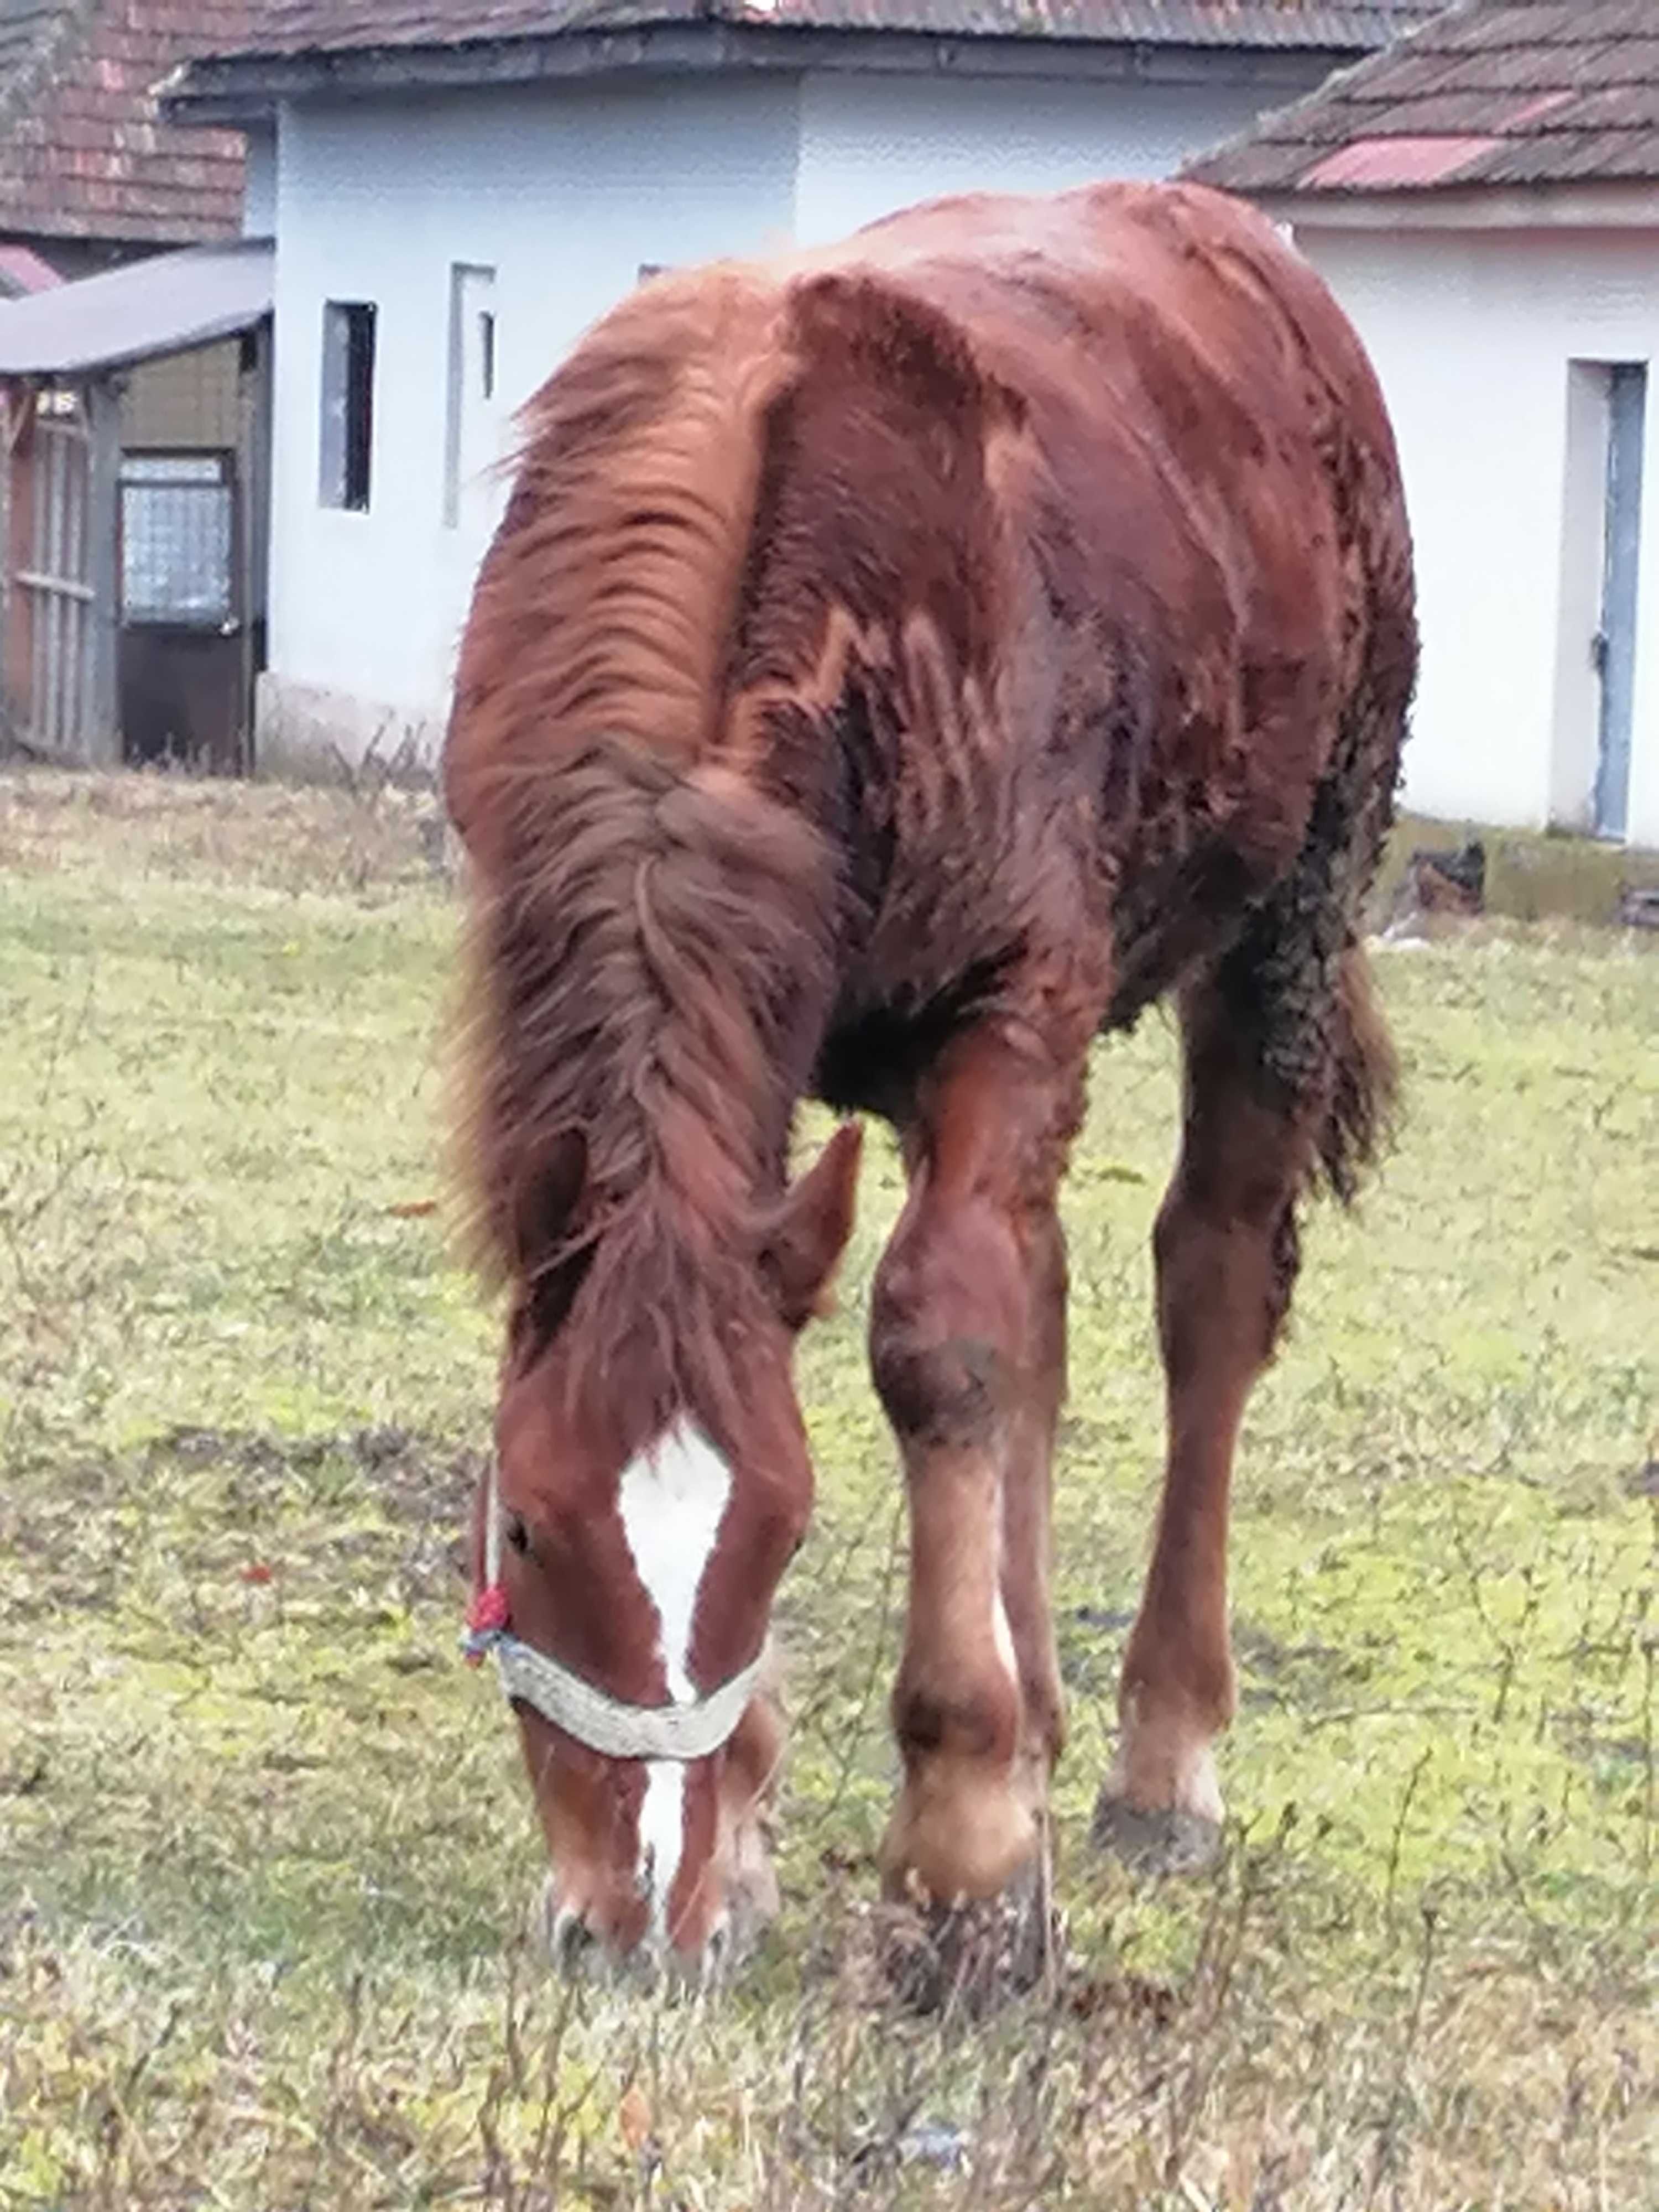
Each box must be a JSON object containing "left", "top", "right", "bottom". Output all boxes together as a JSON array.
[
  {"left": 1553, "top": 359, "right": 1648, "bottom": 839},
  {"left": 117, "top": 447, "right": 247, "bottom": 773}
]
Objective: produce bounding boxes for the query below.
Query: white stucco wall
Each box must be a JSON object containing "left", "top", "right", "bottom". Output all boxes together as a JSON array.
[
  {"left": 263, "top": 80, "right": 800, "bottom": 763},
  {"left": 794, "top": 71, "right": 1286, "bottom": 246},
  {"left": 1293, "top": 224, "right": 1659, "bottom": 849}
]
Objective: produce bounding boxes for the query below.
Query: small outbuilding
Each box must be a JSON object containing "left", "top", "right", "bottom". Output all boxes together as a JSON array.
[
  {"left": 0, "top": 241, "right": 272, "bottom": 771},
  {"left": 1189, "top": 0, "right": 1659, "bottom": 849}
]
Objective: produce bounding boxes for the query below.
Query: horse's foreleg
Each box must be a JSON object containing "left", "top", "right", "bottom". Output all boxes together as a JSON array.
[
  {"left": 870, "top": 1032, "right": 1079, "bottom": 1940},
  {"left": 1093, "top": 973, "right": 1315, "bottom": 1870}
]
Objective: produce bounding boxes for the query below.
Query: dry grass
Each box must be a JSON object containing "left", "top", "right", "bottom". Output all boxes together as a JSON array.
[{"left": 1, "top": 766, "right": 1655, "bottom": 2210}]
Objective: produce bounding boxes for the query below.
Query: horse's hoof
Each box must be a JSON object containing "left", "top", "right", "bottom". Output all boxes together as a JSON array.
[
  {"left": 880, "top": 1854, "right": 1055, "bottom": 2016},
  {"left": 1089, "top": 1788, "right": 1222, "bottom": 1875}
]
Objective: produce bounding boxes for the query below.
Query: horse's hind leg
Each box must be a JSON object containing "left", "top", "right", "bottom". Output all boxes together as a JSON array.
[
  {"left": 869, "top": 1024, "right": 1082, "bottom": 1992},
  {"left": 1093, "top": 937, "right": 1395, "bottom": 1871}
]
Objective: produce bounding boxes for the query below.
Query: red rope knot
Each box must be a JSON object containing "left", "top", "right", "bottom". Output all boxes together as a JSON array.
[{"left": 461, "top": 1580, "right": 510, "bottom": 1665}]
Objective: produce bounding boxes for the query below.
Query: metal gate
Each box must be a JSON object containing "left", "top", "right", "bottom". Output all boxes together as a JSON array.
[
  {"left": 2, "top": 385, "right": 117, "bottom": 763},
  {"left": 19, "top": 400, "right": 95, "bottom": 755}
]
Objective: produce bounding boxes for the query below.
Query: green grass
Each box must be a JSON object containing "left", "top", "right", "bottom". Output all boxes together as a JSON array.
[{"left": 1, "top": 768, "right": 1655, "bottom": 2210}]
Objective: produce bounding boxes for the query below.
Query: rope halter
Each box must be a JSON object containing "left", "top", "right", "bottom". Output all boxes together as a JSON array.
[{"left": 460, "top": 1454, "right": 765, "bottom": 1764}]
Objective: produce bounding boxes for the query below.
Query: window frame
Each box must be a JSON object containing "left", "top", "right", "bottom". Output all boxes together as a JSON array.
[
  {"left": 117, "top": 447, "right": 238, "bottom": 630},
  {"left": 442, "top": 263, "right": 498, "bottom": 529}
]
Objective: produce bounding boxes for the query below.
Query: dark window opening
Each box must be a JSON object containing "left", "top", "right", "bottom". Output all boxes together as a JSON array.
[
  {"left": 479, "top": 309, "right": 496, "bottom": 403},
  {"left": 320, "top": 300, "right": 376, "bottom": 511}
]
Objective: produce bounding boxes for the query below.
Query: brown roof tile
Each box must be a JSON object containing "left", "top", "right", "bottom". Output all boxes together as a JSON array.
[
  {"left": 678, "top": 0, "right": 1439, "bottom": 45},
  {"left": 184, "top": 0, "right": 1438, "bottom": 65},
  {"left": 1188, "top": 0, "right": 1659, "bottom": 196},
  {"left": 0, "top": 2, "right": 248, "bottom": 243}
]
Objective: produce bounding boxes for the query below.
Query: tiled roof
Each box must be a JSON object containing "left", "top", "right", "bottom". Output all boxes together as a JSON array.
[
  {"left": 0, "top": 2, "right": 248, "bottom": 244},
  {"left": 187, "top": 0, "right": 1438, "bottom": 64},
  {"left": 1188, "top": 0, "right": 1659, "bottom": 196}
]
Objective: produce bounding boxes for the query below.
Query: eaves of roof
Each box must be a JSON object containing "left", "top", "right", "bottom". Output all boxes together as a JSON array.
[{"left": 160, "top": 1, "right": 1433, "bottom": 125}]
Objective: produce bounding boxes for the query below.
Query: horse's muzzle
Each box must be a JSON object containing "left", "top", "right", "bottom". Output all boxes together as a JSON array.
[{"left": 536, "top": 1875, "right": 742, "bottom": 1990}]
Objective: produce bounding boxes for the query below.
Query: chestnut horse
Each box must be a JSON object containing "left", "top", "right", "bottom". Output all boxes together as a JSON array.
[{"left": 445, "top": 180, "right": 1415, "bottom": 1979}]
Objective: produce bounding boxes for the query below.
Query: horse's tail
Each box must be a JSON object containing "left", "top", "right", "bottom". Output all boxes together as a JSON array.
[
  {"left": 1316, "top": 939, "right": 1397, "bottom": 1206},
  {"left": 1314, "top": 402, "right": 1417, "bottom": 1208},
  {"left": 1213, "top": 430, "right": 1416, "bottom": 1213}
]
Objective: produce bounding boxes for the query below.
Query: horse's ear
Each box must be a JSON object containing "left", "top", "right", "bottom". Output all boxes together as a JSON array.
[
  {"left": 762, "top": 1121, "right": 863, "bottom": 1331},
  {"left": 510, "top": 1128, "right": 587, "bottom": 1272}
]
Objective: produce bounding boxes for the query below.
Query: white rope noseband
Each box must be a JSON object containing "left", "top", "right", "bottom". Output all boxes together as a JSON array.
[
  {"left": 460, "top": 1457, "right": 764, "bottom": 1764},
  {"left": 491, "top": 1635, "right": 766, "bottom": 1763}
]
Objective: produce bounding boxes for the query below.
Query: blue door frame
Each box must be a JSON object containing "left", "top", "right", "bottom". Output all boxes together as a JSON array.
[{"left": 1594, "top": 363, "right": 1646, "bottom": 841}]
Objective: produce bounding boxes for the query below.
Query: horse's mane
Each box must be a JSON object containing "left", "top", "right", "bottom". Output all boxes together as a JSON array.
[
  {"left": 446, "top": 268, "right": 836, "bottom": 1436},
  {"left": 448, "top": 264, "right": 795, "bottom": 783}
]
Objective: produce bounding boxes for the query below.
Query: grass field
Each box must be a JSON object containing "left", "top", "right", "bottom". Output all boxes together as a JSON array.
[{"left": 1, "top": 768, "right": 1655, "bottom": 2211}]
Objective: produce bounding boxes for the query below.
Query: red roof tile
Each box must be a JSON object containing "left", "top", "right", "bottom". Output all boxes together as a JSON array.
[
  {"left": 0, "top": 237, "right": 61, "bottom": 290},
  {"left": 1302, "top": 131, "right": 1501, "bottom": 185}
]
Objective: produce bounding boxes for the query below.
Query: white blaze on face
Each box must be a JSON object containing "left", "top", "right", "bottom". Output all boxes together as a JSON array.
[{"left": 616, "top": 1415, "right": 734, "bottom": 1940}]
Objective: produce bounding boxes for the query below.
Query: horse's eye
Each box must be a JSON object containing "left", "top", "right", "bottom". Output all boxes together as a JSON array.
[{"left": 504, "top": 1512, "right": 530, "bottom": 1556}]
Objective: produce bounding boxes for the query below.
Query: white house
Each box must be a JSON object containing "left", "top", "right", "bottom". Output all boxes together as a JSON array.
[
  {"left": 162, "top": 0, "right": 1429, "bottom": 775},
  {"left": 1190, "top": 0, "right": 1659, "bottom": 850}
]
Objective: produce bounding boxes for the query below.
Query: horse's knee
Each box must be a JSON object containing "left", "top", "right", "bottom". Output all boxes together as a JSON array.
[
  {"left": 870, "top": 1202, "right": 1025, "bottom": 1447},
  {"left": 872, "top": 1325, "right": 1013, "bottom": 1448},
  {"left": 893, "top": 1620, "right": 1022, "bottom": 1748}
]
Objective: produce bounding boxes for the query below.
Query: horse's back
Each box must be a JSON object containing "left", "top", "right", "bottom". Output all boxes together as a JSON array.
[
  {"left": 755, "top": 185, "right": 1412, "bottom": 1003},
  {"left": 811, "top": 178, "right": 1399, "bottom": 483},
  {"left": 799, "top": 178, "right": 1408, "bottom": 697}
]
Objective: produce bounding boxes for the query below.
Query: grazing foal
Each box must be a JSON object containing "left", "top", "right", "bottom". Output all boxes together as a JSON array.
[{"left": 445, "top": 179, "right": 1416, "bottom": 1979}]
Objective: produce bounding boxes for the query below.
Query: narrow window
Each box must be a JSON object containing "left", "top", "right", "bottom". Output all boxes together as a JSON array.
[
  {"left": 444, "top": 264, "right": 497, "bottom": 527},
  {"left": 320, "top": 301, "right": 376, "bottom": 512},
  {"left": 479, "top": 309, "right": 496, "bottom": 403}
]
